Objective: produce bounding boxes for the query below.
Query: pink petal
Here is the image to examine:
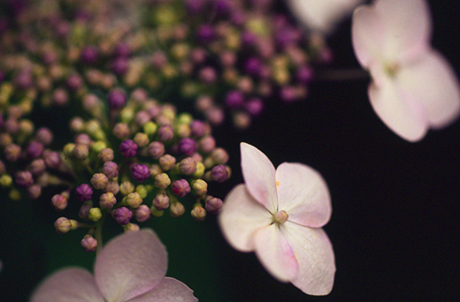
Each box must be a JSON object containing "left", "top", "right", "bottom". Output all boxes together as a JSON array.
[
  {"left": 240, "top": 143, "right": 278, "bottom": 212},
  {"left": 94, "top": 229, "right": 167, "bottom": 302},
  {"left": 368, "top": 64, "right": 429, "bottom": 142},
  {"left": 374, "top": 0, "right": 431, "bottom": 63},
  {"left": 253, "top": 224, "right": 299, "bottom": 282},
  {"left": 128, "top": 277, "right": 198, "bottom": 302},
  {"left": 288, "top": 0, "right": 364, "bottom": 34},
  {"left": 31, "top": 268, "right": 104, "bottom": 302},
  {"left": 281, "top": 222, "right": 335, "bottom": 295},
  {"left": 351, "top": 6, "right": 385, "bottom": 68},
  {"left": 276, "top": 163, "right": 331, "bottom": 228},
  {"left": 218, "top": 184, "right": 272, "bottom": 252},
  {"left": 396, "top": 51, "right": 460, "bottom": 128}
]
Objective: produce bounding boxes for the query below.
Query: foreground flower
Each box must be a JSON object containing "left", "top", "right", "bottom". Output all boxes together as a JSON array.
[
  {"left": 219, "top": 143, "right": 335, "bottom": 295},
  {"left": 31, "top": 229, "right": 198, "bottom": 302},
  {"left": 287, "top": 0, "right": 364, "bottom": 34},
  {"left": 352, "top": 0, "right": 460, "bottom": 142}
]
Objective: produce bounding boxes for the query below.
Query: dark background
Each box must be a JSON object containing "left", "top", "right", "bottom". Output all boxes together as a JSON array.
[{"left": 1, "top": 1, "right": 460, "bottom": 301}]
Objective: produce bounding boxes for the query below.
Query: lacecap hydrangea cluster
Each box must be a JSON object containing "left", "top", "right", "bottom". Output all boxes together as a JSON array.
[{"left": 0, "top": 0, "right": 229, "bottom": 252}]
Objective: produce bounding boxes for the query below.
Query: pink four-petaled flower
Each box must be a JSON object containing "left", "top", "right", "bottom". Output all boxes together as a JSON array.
[
  {"left": 31, "top": 229, "right": 198, "bottom": 302},
  {"left": 219, "top": 143, "right": 335, "bottom": 295},
  {"left": 352, "top": 0, "right": 460, "bottom": 142}
]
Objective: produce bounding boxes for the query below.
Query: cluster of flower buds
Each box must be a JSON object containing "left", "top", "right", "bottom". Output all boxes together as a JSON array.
[
  {"left": 52, "top": 87, "right": 228, "bottom": 250},
  {"left": 141, "top": 0, "right": 332, "bottom": 128}
]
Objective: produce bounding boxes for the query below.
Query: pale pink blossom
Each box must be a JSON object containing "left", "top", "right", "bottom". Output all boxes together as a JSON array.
[
  {"left": 219, "top": 143, "right": 335, "bottom": 295},
  {"left": 287, "top": 0, "right": 364, "bottom": 34},
  {"left": 31, "top": 229, "right": 198, "bottom": 302},
  {"left": 352, "top": 0, "right": 460, "bottom": 142}
]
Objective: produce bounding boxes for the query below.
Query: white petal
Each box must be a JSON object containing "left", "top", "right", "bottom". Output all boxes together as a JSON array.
[
  {"left": 31, "top": 268, "right": 104, "bottom": 302},
  {"left": 281, "top": 222, "right": 336, "bottom": 296},
  {"left": 351, "top": 6, "right": 385, "bottom": 68},
  {"left": 218, "top": 184, "right": 272, "bottom": 252},
  {"left": 368, "top": 64, "right": 429, "bottom": 142},
  {"left": 374, "top": 0, "right": 431, "bottom": 63},
  {"left": 288, "top": 0, "right": 364, "bottom": 34},
  {"left": 94, "top": 229, "right": 167, "bottom": 302},
  {"left": 128, "top": 277, "right": 198, "bottom": 302},
  {"left": 276, "top": 163, "right": 331, "bottom": 228},
  {"left": 240, "top": 142, "right": 278, "bottom": 213},
  {"left": 396, "top": 51, "right": 460, "bottom": 128},
  {"left": 253, "top": 224, "right": 299, "bottom": 282}
]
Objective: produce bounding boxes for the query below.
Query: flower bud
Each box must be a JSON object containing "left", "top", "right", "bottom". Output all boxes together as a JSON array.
[
  {"left": 100, "top": 192, "right": 116, "bottom": 209},
  {"left": 73, "top": 144, "right": 89, "bottom": 160},
  {"left": 131, "top": 164, "right": 150, "bottom": 182},
  {"left": 211, "top": 165, "right": 229, "bottom": 182},
  {"left": 15, "top": 171, "right": 33, "bottom": 187},
  {"left": 192, "top": 162, "right": 205, "bottom": 178},
  {"left": 29, "top": 159, "right": 46, "bottom": 175},
  {"left": 154, "top": 173, "right": 171, "bottom": 190},
  {"left": 148, "top": 141, "right": 165, "bottom": 159},
  {"left": 179, "top": 157, "right": 197, "bottom": 175},
  {"left": 113, "top": 123, "right": 130, "bottom": 139},
  {"left": 91, "top": 141, "right": 107, "bottom": 153},
  {"left": 35, "top": 127, "right": 53, "bottom": 145},
  {"left": 105, "top": 180, "right": 120, "bottom": 195},
  {"left": 126, "top": 192, "right": 143, "bottom": 208},
  {"left": 199, "top": 136, "right": 215, "bottom": 153},
  {"left": 119, "top": 181, "right": 134, "bottom": 196},
  {"left": 153, "top": 193, "right": 170, "bottom": 211},
  {"left": 133, "top": 133, "right": 149, "bottom": 148},
  {"left": 98, "top": 148, "right": 114, "bottom": 162},
  {"left": 170, "top": 202, "right": 185, "bottom": 217},
  {"left": 63, "top": 143, "right": 76, "bottom": 157},
  {"left": 81, "top": 235, "right": 97, "bottom": 252},
  {"left": 143, "top": 121, "right": 158, "bottom": 136},
  {"left": 102, "top": 161, "right": 119, "bottom": 179},
  {"left": 113, "top": 207, "right": 132, "bottom": 225},
  {"left": 27, "top": 184, "right": 42, "bottom": 199},
  {"left": 51, "top": 194, "right": 67, "bottom": 210},
  {"left": 54, "top": 217, "right": 72, "bottom": 234},
  {"left": 178, "top": 138, "right": 197, "bottom": 156},
  {"left": 135, "top": 205, "right": 151, "bottom": 222},
  {"left": 211, "top": 148, "right": 229, "bottom": 164},
  {"left": 26, "top": 141, "right": 44, "bottom": 158},
  {"left": 4, "top": 144, "right": 21, "bottom": 162},
  {"left": 79, "top": 202, "right": 92, "bottom": 220},
  {"left": 119, "top": 139, "right": 137, "bottom": 157},
  {"left": 192, "top": 179, "right": 208, "bottom": 195},
  {"left": 149, "top": 164, "right": 163, "bottom": 177},
  {"left": 135, "top": 185, "right": 148, "bottom": 199},
  {"left": 91, "top": 173, "right": 109, "bottom": 190},
  {"left": 0, "top": 174, "right": 13, "bottom": 187},
  {"left": 159, "top": 154, "right": 176, "bottom": 171},
  {"left": 191, "top": 206, "right": 207, "bottom": 221},
  {"left": 172, "top": 179, "right": 191, "bottom": 197},
  {"left": 205, "top": 196, "right": 223, "bottom": 214},
  {"left": 70, "top": 117, "right": 85, "bottom": 132},
  {"left": 43, "top": 150, "right": 60, "bottom": 168},
  {"left": 75, "top": 184, "right": 93, "bottom": 202},
  {"left": 157, "top": 124, "right": 174, "bottom": 142},
  {"left": 88, "top": 207, "right": 102, "bottom": 222},
  {"left": 124, "top": 223, "right": 140, "bottom": 232}
]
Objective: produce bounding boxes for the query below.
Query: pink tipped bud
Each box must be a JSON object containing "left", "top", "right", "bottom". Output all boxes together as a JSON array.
[{"left": 81, "top": 235, "right": 98, "bottom": 252}]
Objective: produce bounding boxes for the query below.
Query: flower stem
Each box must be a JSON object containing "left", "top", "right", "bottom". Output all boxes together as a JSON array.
[{"left": 315, "top": 68, "right": 370, "bottom": 81}]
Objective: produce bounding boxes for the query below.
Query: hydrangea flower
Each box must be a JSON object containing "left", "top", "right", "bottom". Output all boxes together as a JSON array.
[
  {"left": 31, "top": 229, "right": 198, "bottom": 302},
  {"left": 219, "top": 143, "right": 335, "bottom": 295},
  {"left": 352, "top": 0, "right": 460, "bottom": 142},
  {"left": 287, "top": 0, "right": 364, "bottom": 34}
]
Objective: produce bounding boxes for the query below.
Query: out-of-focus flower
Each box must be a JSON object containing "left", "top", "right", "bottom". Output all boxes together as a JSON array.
[
  {"left": 31, "top": 229, "right": 198, "bottom": 302},
  {"left": 352, "top": 0, "right": 460, "bottom": 142},
  {"left": 219, "top": 143, "right": 335, "bottom": 295},
  {"left": 287, "top": 0, "right": 364, "bottom": 34}
]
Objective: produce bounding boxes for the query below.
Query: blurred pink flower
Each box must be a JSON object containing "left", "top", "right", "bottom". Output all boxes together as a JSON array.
[
  {"left": 287, "top": 0, "right": 364, "bottom": 34},
  {"left": 219, "top": 143, "right": 335, "bottom": 295},
  {"left": 352, "top": 0, "right": 460, "bottom": 142},
  {"left": 31, "top": 229, "right": 198, "bottom": 302}
]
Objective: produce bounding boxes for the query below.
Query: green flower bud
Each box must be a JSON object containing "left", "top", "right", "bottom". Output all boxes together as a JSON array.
[
  {"left": 126, "top": 192, "right": 143, "bottom": 208},
  {"left": 88, "top": 207, "right": 102, "bottom": 222},
  {"left": 135, "top": 185, "right": 148, "bottom": 199},
  {"left": 0, "top": 174, "right": 13, "bottom": 187},
  {"left": 143, "top": 121, "right": 158, "bottom": 136},
  {"left": 192, "top": 162, "right": 205, "bottom": 178}
]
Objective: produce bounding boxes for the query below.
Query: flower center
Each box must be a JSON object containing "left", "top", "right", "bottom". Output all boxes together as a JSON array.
[
  {"left": 273, "top": 210, "right": 289, "bottom": 224},
  {"left": 385, "top": 62, "right": 399, "bottom": 77}
]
